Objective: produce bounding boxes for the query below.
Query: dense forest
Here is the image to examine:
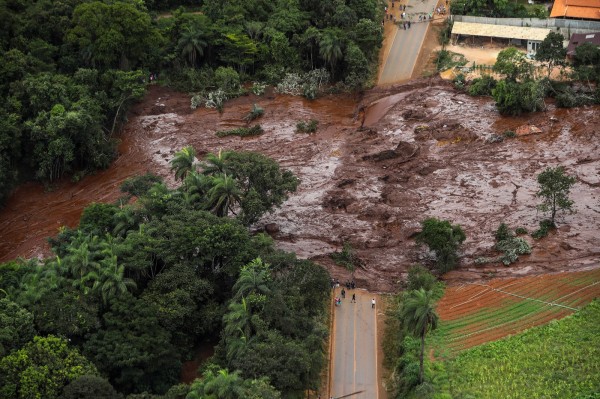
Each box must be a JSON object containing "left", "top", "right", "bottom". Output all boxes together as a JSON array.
[
  {"left": 0, "top": 148, "right": 331, "bottom": 398},
  {"left": 0, "top": 0, "right": 386, "bottom": 396},
  {"left": 0, "top": 0, "right": 383, "bottom": 202}
]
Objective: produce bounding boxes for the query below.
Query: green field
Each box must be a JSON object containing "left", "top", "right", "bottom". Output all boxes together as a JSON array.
[{"left": 429, "top": 299, "right": 600, "bottom": 399}]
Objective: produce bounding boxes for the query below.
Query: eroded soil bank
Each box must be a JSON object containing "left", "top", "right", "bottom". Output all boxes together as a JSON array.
[{"left": 1, "top": 78, "right": 599, "bottom": 291}]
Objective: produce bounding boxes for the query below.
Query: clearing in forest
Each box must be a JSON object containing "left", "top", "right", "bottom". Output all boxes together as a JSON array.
[{"left": 432, "top": 268, "right": 600, "bottom": 354}]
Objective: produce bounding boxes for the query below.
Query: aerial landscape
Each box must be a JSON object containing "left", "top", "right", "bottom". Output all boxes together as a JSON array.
[{"left": 0, "top": 0, "right": 599, "bottom": 398}]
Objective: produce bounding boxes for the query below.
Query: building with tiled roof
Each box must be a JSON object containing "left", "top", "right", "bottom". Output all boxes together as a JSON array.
[{"left": 550, "top": 0, "right": 600, "bottom": 21}]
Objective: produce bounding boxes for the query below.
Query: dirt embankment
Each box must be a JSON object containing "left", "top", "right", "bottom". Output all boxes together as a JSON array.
[{"left": 1, "top": 80, "right": 599, "bottom": 292}]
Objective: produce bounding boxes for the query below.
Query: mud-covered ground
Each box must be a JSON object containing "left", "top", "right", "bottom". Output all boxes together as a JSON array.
[{"left": 1, "top": 78, "right": 599, "bottom": 292}]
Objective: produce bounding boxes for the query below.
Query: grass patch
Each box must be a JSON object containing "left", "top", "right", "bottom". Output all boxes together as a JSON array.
[
  {"left": 429, "top": 300, "right": 600, "bottom": 398},
  {"left": 434, "top": 50, "right": 467, "bottom": 72},
  {"left": 216, "top": 124, "right": 264, "bottom": 138}
]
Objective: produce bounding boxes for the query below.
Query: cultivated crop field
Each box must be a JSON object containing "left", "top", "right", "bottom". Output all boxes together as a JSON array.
[
  {"left": 432, "top": 299, "right": 600, "bottom": 399},
  {"left": 433, "top": 268, "right": 600, "bottom": 354}
]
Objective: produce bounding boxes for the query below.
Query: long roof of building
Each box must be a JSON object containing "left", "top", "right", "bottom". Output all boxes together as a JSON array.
[
  {"left": 550, "top": 0, "right": 600, "bottom": 20},
  {"left": 451, "top": 22, "right": 551, "bottom": 41}
]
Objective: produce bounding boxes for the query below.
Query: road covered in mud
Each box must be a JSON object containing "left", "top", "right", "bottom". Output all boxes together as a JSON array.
[{"left": 1, "top": 78, "right": 599, "bottom": 291}]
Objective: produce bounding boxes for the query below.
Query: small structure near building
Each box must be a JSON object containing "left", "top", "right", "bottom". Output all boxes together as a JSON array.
[
  {"left": 566, "top": 32, "right": 600, "bottom": 57},
  {"left": 550, "top": 0, "right": 600, "bottom": 21},
  {"left": 451, "top": 22, "right": 551, "bottom": 54}
]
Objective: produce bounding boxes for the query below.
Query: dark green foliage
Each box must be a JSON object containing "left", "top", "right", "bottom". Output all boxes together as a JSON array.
[
  {"left": 515, "top": 227, "right": 528, "bottom": 235},
  {"left": 453, "top": 73, "right": 467, "bottom": 90},
  {"left": 468, "top": 75, "right": 497, "bottom": 96},
  {"left": 79, "top": 203, "right": 119, "bottom": 236},
  {"left": 406, "top": 265, "right": 444, "bottom": 299},
  {"left": 494, "top": 223, "right": 512, "bottom": 242},
  {"left": 120, "top": 173, "right": 164, "bottom": 197},
  {"left": 216, "top": 125, "right": 264, "bottom": 137},
  {"left": 83, "top": 294, "right": 181, "bottom": 395},
  {"left": 296, "top": 119, "right": 319, "bottom": 133},
  {"left": 492, "top": 79, "right": 545, "bottom": 116},
  {"left": 532, "top": 219, "right": 556, "bottom": 239},
  {"left": 493, "top": 223, "right": 531, "bottom": 265},
  {"left": 60, "top": 375, "right": 121, "bottom": 399},
  {"left": 435, "top": 50, "right": 467, "bottom": 72},
  {"left": 416, "top": 218, "right": 466, "bottom": 273},
  {"left": 503, "top": 130, "right": 516, "bottom": 138},
  {"left": 0, "top": 298, "right": 36, "bottom": 357}
]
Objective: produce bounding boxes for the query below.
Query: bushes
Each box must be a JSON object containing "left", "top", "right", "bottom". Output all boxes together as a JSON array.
[
  {"left": 468, "top": 75, "right": 497, "bottom": 96},
  {"left": 531, "top": 219, "right": 555, "bottom": 239},
  {"left": 295, "top": 119, "right": 319, "bottom": 133},
  {"left": 216, "top": 125, "right": 264, "bottom": 138}
]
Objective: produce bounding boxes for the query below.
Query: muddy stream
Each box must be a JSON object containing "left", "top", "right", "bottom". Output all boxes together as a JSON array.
[{"left": 1, "top": 78, "right": 599, "bottom": 291}]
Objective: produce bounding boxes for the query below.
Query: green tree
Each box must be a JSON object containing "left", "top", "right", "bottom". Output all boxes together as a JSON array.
[
  {"left": 206, "top": 174, "right": 243, "bottom": 217},
  {"left": 0, "top": 335, "right": 98, "bottom": 399},
  {"left": 493, "top": 47, "right": 531, "bottom": 81},
  {"left": 90, "top": 253, "right": 137, "bottom": 305},
  {"left": 0, "top": 298, "right": 36, "bottom": 357},
  {"left": 187, "top": 367, "right": 280, "bottom": 399},
  {"left": 319, "top": 28, "right": 344, "bottom": 77},
  {"left": 83, "top": 294, "right": 180, "bottom": 394},
  {"left": 233, "top": 258, "right": 272, "bottom": 301},
  {"left": 492, "top": 79, "right": 544, "bottom": 116},
  {"left": 416, "top": 218, "right": 466, "bottom": 273},
  {"left": 535, "top": 31, "right": 566, "bottom": 78},
  {"left": 178, "top": 25, "right": 208, "bottom": 67},
  {"left": 400, "top": 288, "right": 439, "bottom": 384},
  {"left": 59, "top": 375, "right": 120, "bottom": 399},
  {"left": 67, "top": 1, "right": 163, "bottom": 70},
  {"left": 170, "top": 146, "right": 197, "bottom": 181},
  {"left": 536, "top": 166, "right": 576, "bottom": 224}
]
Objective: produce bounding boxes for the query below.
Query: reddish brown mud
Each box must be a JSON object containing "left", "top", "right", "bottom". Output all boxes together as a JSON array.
[{"left": 1, "top": 79, "right": 599, "bottom": 292}]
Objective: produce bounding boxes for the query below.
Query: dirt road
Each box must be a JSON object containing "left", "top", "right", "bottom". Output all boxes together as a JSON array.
[{"left": 330, "top": 289, "right": 381, "bottom": 399}]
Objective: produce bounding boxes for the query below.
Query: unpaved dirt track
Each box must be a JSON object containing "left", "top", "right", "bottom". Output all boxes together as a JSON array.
[
  {"left": 1, "top": 80, "right": 599, "bottom": 292},
  {"left": 331, "top": 289, "right": 380, "bottom": 399}
]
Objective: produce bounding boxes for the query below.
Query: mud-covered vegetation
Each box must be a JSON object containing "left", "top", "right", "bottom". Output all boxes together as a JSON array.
[
  {"left": 0, "top": 0, "right": 383, "bottom": 204},
  {"left": 0, "top": 150, "right": 330, "bottom": 398},
  {"left": 464, "top": 32, "right": 600, "bottom": 115}
]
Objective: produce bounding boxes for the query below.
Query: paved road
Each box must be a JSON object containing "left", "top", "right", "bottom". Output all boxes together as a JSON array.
[
  {"left": 379, "top": 0, "right": 441, "bottom": 85},
  {"left": 330, "top": 289, "right": 379, "bottom": 399}
]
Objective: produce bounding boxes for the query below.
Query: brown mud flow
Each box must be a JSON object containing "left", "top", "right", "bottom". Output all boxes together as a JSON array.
[{"left": 1, "top": 79, "right": 599, "bottom": 291}]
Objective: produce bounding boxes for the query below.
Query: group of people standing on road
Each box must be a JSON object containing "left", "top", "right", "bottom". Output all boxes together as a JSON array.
[{"left": 332, "top": 279, "right": 375, "bottom": 309}]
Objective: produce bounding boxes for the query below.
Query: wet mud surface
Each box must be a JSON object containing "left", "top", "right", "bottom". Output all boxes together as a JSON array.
[{"left": 1, "top": 78, "right": 599, "bottom": 292}]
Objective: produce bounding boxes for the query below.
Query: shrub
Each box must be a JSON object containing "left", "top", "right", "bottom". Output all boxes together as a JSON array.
[
  {"left": 296, "top": 119, "right": 319, "bottom": 133},
  {"left": 493, "top": 223, "right": 531, "bottom": 265},
  {"left": 243, "top": 103, "right": 264, "bottom": 122},
  {"left": 215, "top": 125, "right": 264, "bottom": 138},
  {"left": 494, "top": 223, "right": 512, "bottom": 242},
  {"left": 531, "top": 219, "right": 555, "bottom": 239},
  {"left": 251, "top": 82, "right": 266, "bottom": 96},
  {"left": 453, "top": 73, "right": 466, "bottom": 90},
  {"left": 515, "top": 227, "right": 528, "bottom": 235},
  {"left": 468, "top": 75, "right": 497, "bottom": 96},
  {"left": 503, "top": 130, "right": 517, "bottom": 138}
]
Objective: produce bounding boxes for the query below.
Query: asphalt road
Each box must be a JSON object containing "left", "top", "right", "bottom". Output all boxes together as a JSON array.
[
  {"left": 378, "top": 0, "right": 441, "bottom": 85},
  {"left": 330, "top": 289, "right": 379, "bottom": 399}
]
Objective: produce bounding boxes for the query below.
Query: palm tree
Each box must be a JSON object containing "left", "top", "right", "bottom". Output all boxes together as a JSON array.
[
  {"left": 170, "top": 146, "right": 197, "bottom": 181},
  {"left": 203, "top": 369, "right": 245, "bottom": 399},
  {"left": 225, "top": 329, "right": 252, "bottom": 365},
  {"left": 201, "top": 149, "right": 233, "bottom": 176},
  {"left": 400, "top": 288, "right": 439, "bottom": 384},
  {"left": 178, "top": 25, "right": 207, "bottom": 67},
  {"left": 319, "top": 29, "right": 343, "bottom": 77},
  {"left": 91, "top": 254, "right": 136, "bottom": 305},
  {"left": 182, "top": 170, "right": 212, "bottom": 204},
  {"left": 223, "top": 298, "right": 253, "bottom": 340},
  {"left": 205, "top": 174, "right": 242, "bottom": 217},
  {"left": 232, "top": 258, "right": 271, "bottom": 300}
]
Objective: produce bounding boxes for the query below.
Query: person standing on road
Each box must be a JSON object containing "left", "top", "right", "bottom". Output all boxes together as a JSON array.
[
  {"left": 351, "top": 293, "right": 356, "bottom": 303},
  {"left": 371, "top": 298, "right": 376, "bottom": 309},
  {"left": 341, "top": 288, "right": 346, "bottom": 299}
]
